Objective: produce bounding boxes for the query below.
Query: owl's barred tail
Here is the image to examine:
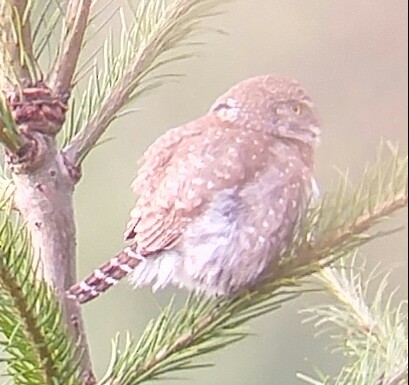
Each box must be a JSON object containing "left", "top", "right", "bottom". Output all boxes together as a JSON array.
[{"left": 66, "top": 248, "right": 142, "bottom": 304}]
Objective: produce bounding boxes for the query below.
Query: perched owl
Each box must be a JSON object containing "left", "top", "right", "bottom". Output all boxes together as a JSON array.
[{"left": 68, "top": 74, "right": 321, "bottom": 304}]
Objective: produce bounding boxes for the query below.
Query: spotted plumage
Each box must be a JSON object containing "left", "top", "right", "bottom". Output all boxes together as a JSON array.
[{"left": 68, "top": 74, "right": 321, "bottom": 304}]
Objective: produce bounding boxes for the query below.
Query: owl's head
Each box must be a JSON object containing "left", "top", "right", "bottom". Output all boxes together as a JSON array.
[{"left": 210, "top": 74, "right": 321, "bottom": 147}]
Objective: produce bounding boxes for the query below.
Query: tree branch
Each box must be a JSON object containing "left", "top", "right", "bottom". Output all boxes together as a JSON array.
[
  {"left": 63, "top": 0, "right": 226, "bottom": 166},
  {"left": 0, "top": 0, "right": 36, "bottom": 84},
  {"left": 105, "top": 185, "right": 407, "bottom": 384},
  {"left": 12, "top": 142, "right": 95, "bottom": 384},
  {"left": 0, "top": 256, "right": 63, "bottom": 384},
  {"left": 48, "top": 0, "right": 92, "bottom": 95},
  {"left": 0, "top": 0, "right": 36, "bottom": 153},
  {"left": 271, "top": 193, "right": 408, "bottom": 282}
]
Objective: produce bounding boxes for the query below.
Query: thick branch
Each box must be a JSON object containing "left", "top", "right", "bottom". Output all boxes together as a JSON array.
[
  {"left": 12, "top": 140, "right": 95, "bottom": 384},
  {"left": 48, "top": 0, "right": 91, "bottom": 95}
]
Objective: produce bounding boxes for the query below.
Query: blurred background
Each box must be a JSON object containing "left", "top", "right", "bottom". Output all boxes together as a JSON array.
[{"left": 75, "top": 1, "right": 408, "bottom": 383}]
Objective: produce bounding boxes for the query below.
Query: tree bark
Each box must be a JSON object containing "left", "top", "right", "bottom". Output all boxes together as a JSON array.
[{"left": 12, "top": 137, "right": 95, "bottom": 384}]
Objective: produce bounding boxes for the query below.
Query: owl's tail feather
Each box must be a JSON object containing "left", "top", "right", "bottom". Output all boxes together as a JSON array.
[{"left": 66, "top": 248, "right": 142, "bottom": 304}]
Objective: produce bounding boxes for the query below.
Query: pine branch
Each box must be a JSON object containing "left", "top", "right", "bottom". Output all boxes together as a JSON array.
[
  {"left": 0, "top": 0, "right": 37, "bottom": 153},
  {"left": 0, "top": 0, "right": 37, "bottom": 85},
  {"left": 298, "top": 255, "right": 408, "bottom": 385},
  {"left": 48, "top": 0, "right": 92, "bottom": 95},
  {"left": 63, "top": 0, "right": 228, "bottom": 165},
  {"left": 0, "top": 91, "right": 23, "bottom": 152},
  {"left": 101, "top": 144, "right": 407, "bottom": 385},
  {"left": 0, "top": 205, "right": 82, "bottom": 385},
  {"left": 269, "top": 142, "right": 408, "bottom": 282},
  {"left": 31, "top": 0, "right": 64, "bottom": 65}
]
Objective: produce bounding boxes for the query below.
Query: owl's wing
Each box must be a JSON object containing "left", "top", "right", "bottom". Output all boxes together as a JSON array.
[{"left": 125, "top": 116, "right": 274, "bottom": 255}]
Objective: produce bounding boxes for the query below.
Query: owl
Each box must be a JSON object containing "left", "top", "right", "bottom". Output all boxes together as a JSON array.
[{"left": 68, "top": 74, "right": 321, "bottom": 304}]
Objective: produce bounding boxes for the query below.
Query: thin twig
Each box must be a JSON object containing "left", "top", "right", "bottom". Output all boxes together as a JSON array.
[
  {"left": 271, "top": 194, "right": 408, "bottom": 281},
  {"left": 48, "top": 0, "right": 92, "bottom": 95},
  {"left": 382, "top": 366, "right": 408, "bottom": 385},
  {"left": 0, "top": 0, "right": 36, "bottom": 83},
  {"left": 63, "top": 20, "right": 160, "bottom": 164},
  {"left": 63, "top": 0, "right": 210, "bottom": 166},
  {"left": 0, "top": 0, "right": 35, "bottom": 152}
]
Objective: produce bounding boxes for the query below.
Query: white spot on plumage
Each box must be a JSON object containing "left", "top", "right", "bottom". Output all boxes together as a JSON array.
[
  {"left": 207, "top": 180, "right": 215, "bottom": 190},
  {"left": 193, "top": 196, "right": 203, "bottom": 207},
  {"left": 119, "top": 263, "right": 135, "bottom": 273},
  {"left": 226, "top": 97, "right": 237, "bottom": 107},
  {"left": 94, "top": 269, "right": 105, "bottom": 279},
  {"left": 205, "top": 153, "right": 215, "bottom": 161},
  {"left": 224, "top": 107, "right": 240, "bottom": 121},
  {"left": 187, "top": 189, "right": 196, "bottom": 200},
  {"left": 110, "top": 257, "right": 119, "bottom": 266},
  {"left": 175, "top": 199, "right": 187, "bottom": 210},
  {"left": 178, "top": 166, "right": 189, "bottom": 175},
  {"left": 79, "top": 282, "right": 99, "bottom": 297},
  {"left": 105, "top": 277, "right": 118, "bottom": 285},
  {"left": 214, "top": 168, "right": 231, "bottom": 180},
  {"left": 192, "top": 178, "right": 204, "bottom": 185},
  {"left": 165, "top": 179, "right": 178, "bottom": 191},
  {"left": 157, "top": 197, "right": 170, "bottom": 209},
  {"left": 124, "top": 247, "right": 145, "bottom": 260}
]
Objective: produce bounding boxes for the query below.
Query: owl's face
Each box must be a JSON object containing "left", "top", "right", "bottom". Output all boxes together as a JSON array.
[
  {"left": 270, "top": 98, "right": 321, "bottom": 147},
  {"left": 210, "top": 74, "right": 321, "bottom": 147}
]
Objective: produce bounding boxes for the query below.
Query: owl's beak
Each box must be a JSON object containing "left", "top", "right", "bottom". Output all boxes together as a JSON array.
[{"left": 283, "top": 122, "right": 321, "bottom": 146}]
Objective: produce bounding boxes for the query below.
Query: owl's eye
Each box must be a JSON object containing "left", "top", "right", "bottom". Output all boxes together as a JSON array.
[{"left": 291, "top": 103, "right": 302, "bottom": 115}]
